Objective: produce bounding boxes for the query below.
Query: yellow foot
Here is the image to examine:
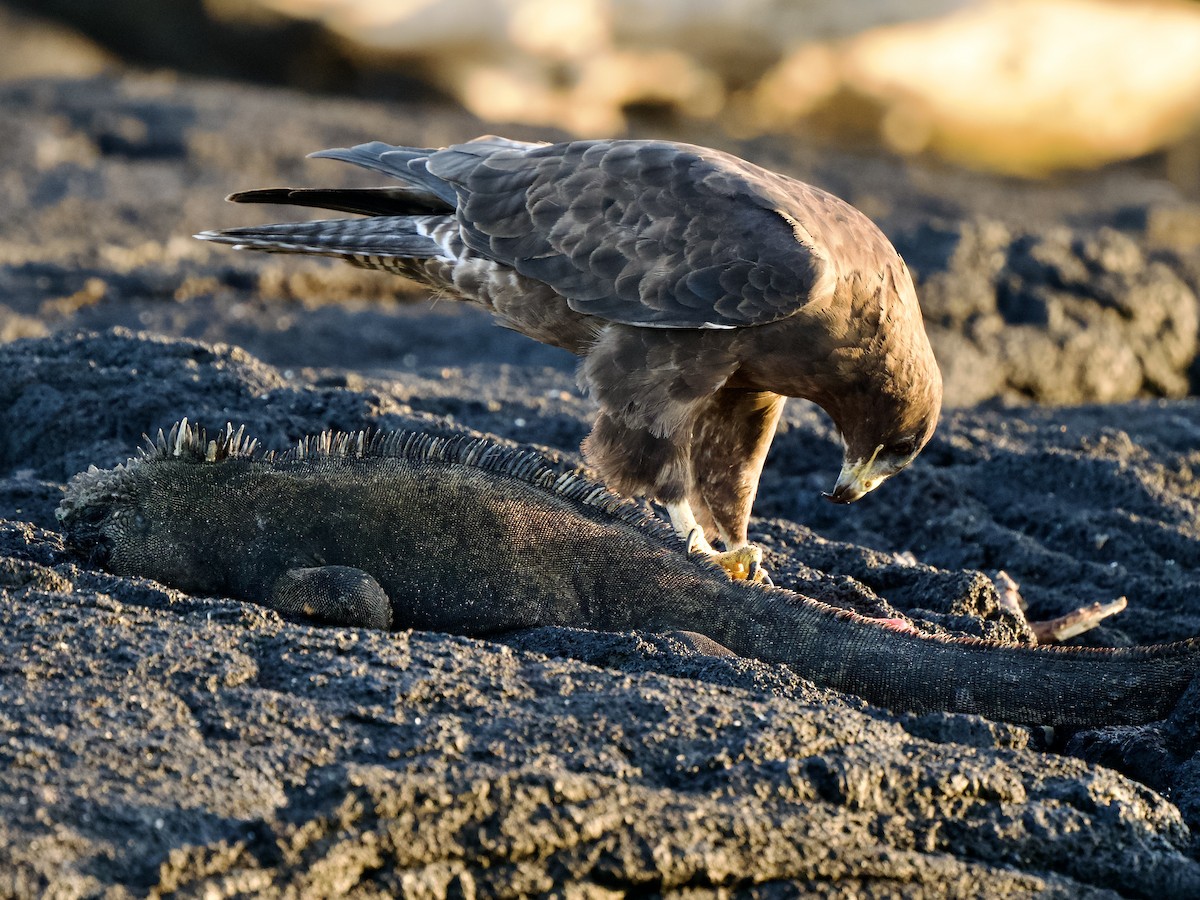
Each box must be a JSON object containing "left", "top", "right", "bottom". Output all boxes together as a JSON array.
[{"left": 686, "top": 534, "right": 772, "bottom": 584}]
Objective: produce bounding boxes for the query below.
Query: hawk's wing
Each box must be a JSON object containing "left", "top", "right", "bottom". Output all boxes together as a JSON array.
[{"left": 424, "top": 138, "right": 867, "bottom": 329}]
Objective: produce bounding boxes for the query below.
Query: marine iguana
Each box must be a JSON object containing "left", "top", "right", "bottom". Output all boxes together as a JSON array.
[{"left": 57, "top": 421, "right": 1198, "bottom": 728}]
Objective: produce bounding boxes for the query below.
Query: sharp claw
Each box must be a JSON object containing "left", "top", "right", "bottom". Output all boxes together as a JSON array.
[
  {"left": 993, "top": 569, "right": 1127, "bottom": 644},
  {"left": 685, "top": 527, "right": 702, "bottom": 555},
  {"left": 747, "top": 556, "right": 774, "bottom": 586}
]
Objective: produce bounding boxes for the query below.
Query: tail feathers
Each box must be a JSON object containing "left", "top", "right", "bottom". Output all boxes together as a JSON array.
[
  {"left": 309, "top": 143, "right": 458, "bottom": 206},
  {"left": 227, "top": 186, "right": 451, "bottom": 217},
  {"left": 194, "top": 216, "right": 444, "bottom": 260}
]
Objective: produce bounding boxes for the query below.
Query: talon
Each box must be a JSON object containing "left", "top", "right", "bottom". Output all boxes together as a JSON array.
[
  {"left": 685, "top": 527, "right": 703, "bottom": 555},
  {"left": 993, "top": 570, "right": 1025, "bottom": 618},
  {"left": 747, "top": 556, "right": 773, "bottom": 585}
]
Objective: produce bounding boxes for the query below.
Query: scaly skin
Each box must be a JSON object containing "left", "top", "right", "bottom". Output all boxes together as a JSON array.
[{"left": 57, "top": 422, "right": 1199, "bottom": 728}]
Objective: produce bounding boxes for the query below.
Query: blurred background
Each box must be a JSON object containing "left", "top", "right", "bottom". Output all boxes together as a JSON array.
[{"left": 5, "top": 0, "right": 1200, "bottom": 186}]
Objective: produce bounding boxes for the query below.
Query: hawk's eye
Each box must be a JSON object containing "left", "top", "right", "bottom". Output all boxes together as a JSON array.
[{"left": 888, "top": 437, "right": 917, "bottom": 457}]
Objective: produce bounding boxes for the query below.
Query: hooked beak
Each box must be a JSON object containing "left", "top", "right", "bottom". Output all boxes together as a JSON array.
[{"left": 823, "top": 444, "right": 888, "bottom": 505}]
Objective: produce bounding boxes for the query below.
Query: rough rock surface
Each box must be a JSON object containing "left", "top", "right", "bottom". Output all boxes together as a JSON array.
[
  {"left": 2, "top": 75, "right": 1200, "bottom": 895},
  {"left": 903, "top": 220, "right": 1200, "bottom": 406}
]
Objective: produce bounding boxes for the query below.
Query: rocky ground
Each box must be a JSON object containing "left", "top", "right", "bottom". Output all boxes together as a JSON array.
[{"left": 2, "top": 75, "right": 1200, "bottom": 896}]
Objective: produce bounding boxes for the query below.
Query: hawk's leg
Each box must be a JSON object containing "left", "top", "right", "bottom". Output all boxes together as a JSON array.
[
  {"left": 669, "top": 388, "right": 785, "bottom": 584},
  {"left": 579, "top": 325, "right": 767, "bottom": 579},
  {"left": 688, "top": 388, "right": 786, "bottom": 548},
  {"left": 583, "top": 413, "right": 769, "bottom": 582},
  {"left": 583, "top": 411, "right": 692, "bottom": 506},
  {"left": 665, "top": 499, "right": 769, "bottom": 582}
]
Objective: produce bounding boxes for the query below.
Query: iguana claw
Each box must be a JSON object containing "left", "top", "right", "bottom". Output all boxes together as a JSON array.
[{"left": 994, "top": 570, "right": 1128, "bottom": 644}]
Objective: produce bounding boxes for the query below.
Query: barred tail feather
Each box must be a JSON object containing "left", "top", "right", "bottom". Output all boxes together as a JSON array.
[{"left": 194, "top": 216, "right": 444, "bottom": 260}]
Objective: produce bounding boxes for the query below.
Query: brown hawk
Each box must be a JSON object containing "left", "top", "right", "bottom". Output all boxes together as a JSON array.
[{"left": 197, "top": 136, "right": 943, "bottom": 581}]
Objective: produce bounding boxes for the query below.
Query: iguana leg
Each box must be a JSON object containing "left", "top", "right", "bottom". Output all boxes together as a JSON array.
[
  {"left": 265, "top": 566, "right": 392, "bottom": 630},
  {"left": 1029, "top": 598, "right": 1127, "bottom": 643},
  {"left": 666, "top": 630, "right": 737, "bottom": 657},
  {"left": 667, "top": 500, "right": 771, "bottom": 583},
  {"left": 994, "top": 570, "right": 1126, "bottom": 644}
]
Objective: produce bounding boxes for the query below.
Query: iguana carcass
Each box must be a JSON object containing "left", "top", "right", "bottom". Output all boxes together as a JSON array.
[{"left": 56, "top": 421, "right": 1198, "bottom": 728}]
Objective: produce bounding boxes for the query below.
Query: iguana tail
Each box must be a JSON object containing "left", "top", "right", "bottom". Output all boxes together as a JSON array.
[{"left": 708, "top": 579, "right": 1200, "bottom": 728}]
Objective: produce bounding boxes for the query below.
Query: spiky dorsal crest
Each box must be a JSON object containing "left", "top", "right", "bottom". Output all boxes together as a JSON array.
[
  {"left": 141, "top": 418, "right": 259, "bottom": 463},
  {"left": 58, "top": 418, "right": 254, "bottom": 526},
  {"left": 62, "top": 420, "right": 682, "bottom": 547},
  {"left": 279, "top": 427, "right": 681, "bottom": 544}
]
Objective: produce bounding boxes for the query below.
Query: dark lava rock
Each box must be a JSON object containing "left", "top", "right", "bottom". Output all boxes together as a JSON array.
[
  {"left": 902, "top": 220, "right": 1199, "bottom": 406},
  {"left": 3, "top": 326, "right": 1200, "bottom": 896}
]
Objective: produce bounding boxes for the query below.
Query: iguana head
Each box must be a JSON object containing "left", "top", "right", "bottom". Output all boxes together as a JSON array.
[
  {"left": 57, "top": 458, "right": 140, "bottom": 568},
  {"left": 56, "top": 419, "right": 259, "bottom": 573}
]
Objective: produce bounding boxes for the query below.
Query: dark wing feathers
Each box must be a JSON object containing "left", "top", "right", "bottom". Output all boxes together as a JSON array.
[
  {"left": 308, "top": 141, "right": 424, "bottom": 174},
  {"left": 309, "top": 143, "right": 460, "bottom": 206},
  {"left": 425, "top": 139, "right": 832, "bottom": 328}
]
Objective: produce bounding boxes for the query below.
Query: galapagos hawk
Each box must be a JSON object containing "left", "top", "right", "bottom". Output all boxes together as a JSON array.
[{"left": 197, "top": 136, "right": 943, "bottom": 580}]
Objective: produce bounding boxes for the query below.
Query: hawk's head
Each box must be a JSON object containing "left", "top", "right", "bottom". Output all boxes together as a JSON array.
[
  {"left": 825, "top": 409, "right": 939, "bottom": 504},
  {"left": 823, "top": 322, "right": 943, "bottom": 505}
]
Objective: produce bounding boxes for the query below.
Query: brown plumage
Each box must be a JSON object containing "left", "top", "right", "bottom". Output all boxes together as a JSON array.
[{"left": 196, "top": 136, "right": 942, "bottom": 576}]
